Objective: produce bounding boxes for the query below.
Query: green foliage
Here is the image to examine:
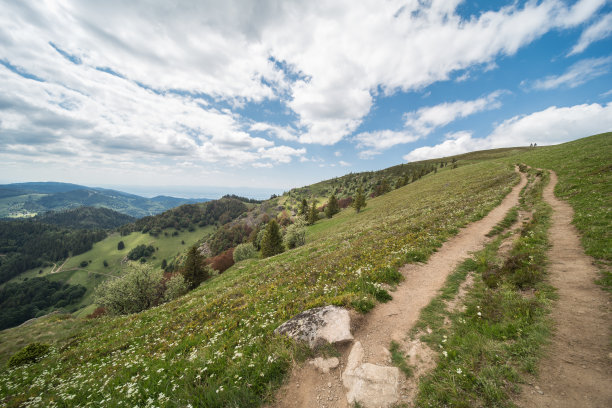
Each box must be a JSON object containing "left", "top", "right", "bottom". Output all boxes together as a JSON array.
[
  {"left": 126, "top": 244, "right": 155, "bottom": 261},
  {"left": 94, "top": 263, "right": 163, "bottom": 315},
  {"left": 207, "top": 223, "right": 252, "bottom": 256},
  {"left": 163, "top": 274, "right": 189, "bottom": 302},
  {"left": 35, "top": 206, "right": 135, "bottom": 229},
  {"left": 261, "top": 220, "right": 284, "bottom": 258},
  {"left": 0, "top": 219, "right": 106, "bottom": 284},
  {"left": 103, "top": 260, "right": 108, "bottom": 268},
  {"left": 181, "top": 246, "right": 209, "bottom": 289},
  {"left": 325, "top": 194, "right": 339, "bottom": 218},
  {"left": 7, "top": 343, "right": 50, "bottom": 368},
  {"left": 117, "top": 240, "right": 125, "bottom": 250},
  {"left": 307, "top": 201, "right": 319, "bottom": 225},
  {"left": 352, "top": 187, "right": 367, "bottom": 213},
  {"left": 284, "top": 219, "right": 306, "bottom": 249},
  {"left": 233, "top": 243, "right": 258, "bottom": 263},
  {"left": 298, "top": 198, "right": 308, "bottom": 215},
  {"left": 486, "top": 206, "right": 518, "bottom": 237},
  {"left": 0, "top": 278, "right": 86, "bottom": 330}
]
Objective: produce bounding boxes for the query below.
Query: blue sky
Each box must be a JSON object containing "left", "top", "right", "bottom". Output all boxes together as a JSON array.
[{"left": 0, "top": 0, "right": 611, "bottom": 197}]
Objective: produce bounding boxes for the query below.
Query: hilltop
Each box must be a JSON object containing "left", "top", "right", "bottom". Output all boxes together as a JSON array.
[
  {"left": 0, "top": 182, "right": 211, "bottom": 218},
  {"left": 0, "top": 133, "right": 609, "bottom": 407}
]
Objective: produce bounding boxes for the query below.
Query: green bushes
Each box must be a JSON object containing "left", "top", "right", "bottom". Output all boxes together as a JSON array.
[
  {"left": 8, "top": 343, "right": 50, "bottom": 367},
  {"left": 126, "top": 244, "right": 155, "bottom": 261},
  {"left": 94, "top": 263, "right": 163, "bottom": 315},
  {"left": 233, "top": 243, "right": 258, "bottom": 262},
  {"left": 283, "top": 219, "right": 306, "bottom": 249},
  {"left": 163, "top": 274, "right": 189, "bottom": 302}
]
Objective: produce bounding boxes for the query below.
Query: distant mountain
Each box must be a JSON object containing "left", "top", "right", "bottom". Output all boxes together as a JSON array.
[
  {"left": 35, "top": 207, "right": 136, "bottom": 229},
  {"left": 0, "top": 182, "right": 210, "bottom": 218}
]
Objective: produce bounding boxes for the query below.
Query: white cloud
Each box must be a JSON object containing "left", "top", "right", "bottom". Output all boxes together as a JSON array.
[
  {"left": 404, "top": 91, "right": 505, "bottom": 136},
  {"left": 354, "top": 91, "right": 504, "bottom": 154},
  {"left": 568, "top": 13, "right": 612, "bottom": 55},
  {"left": 338, "top": 160, "right": 351, "bottom": 167},
  {"left": 530, "top": 57, "right": 612, "bottom": 90},
  {"left": 403, "top": 102, "right": 612, "bottom": 161}
]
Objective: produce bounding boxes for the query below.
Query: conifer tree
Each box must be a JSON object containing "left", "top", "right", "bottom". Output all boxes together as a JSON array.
[
  {"left": 325, "top": 194, "right": 339, "bottom": 218},
  {"left": 307, "top": 201, "right": 318, "bottom": 225},
  {"left": 353, "top": 187, "right": 367, "bottom": 213},
  {"left": 261, "top": 219, "right": 284, "bottom": 258},
  {"left": 182, "top": 245, "right": 209, "bottom": 289},
  {"left": 298, "top": 198, "right": 308, "bottom": 215}
]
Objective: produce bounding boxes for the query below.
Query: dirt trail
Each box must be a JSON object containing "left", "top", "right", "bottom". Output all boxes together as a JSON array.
[
  {"left": 270, "top": 168, "right": 527, "bottom": 408},
  {"left": 517, "top": 171, "right": 612, "bottom": 408}
]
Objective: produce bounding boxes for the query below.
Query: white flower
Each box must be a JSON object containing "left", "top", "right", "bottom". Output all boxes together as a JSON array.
[
  {"left": 456, "top": 368, "right": 462, "bottom": 374},
  {"left": 442, "top": 351, "right": 448, "bottom": 358}
]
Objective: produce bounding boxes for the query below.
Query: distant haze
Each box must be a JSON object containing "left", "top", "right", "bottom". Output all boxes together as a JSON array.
[{"left": 105, "top": 185, "right": 283, "bottom": 200}]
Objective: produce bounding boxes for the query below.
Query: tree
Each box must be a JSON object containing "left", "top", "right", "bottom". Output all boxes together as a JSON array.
[
  {"left": 260, "top": 220, "right": 284, "bottom": 258},
  {"left": 94, "top": 263, "right": 163, "bottom": 315},
  {"left": 353, "top": 187, "right": 367, "bottom": 213},
  {"left": 298, "top": 198, "right": 308, "bottom": 216},
  {"left": 182, "top": 246, "right": 209, "bottom": 289},
  {"left": 325, "top": 194, "right": 339, "bottom": 218},
  {"left": 233, "top": 243, "right": 258, "bottom": 262},
  {"left": 307, "top": 201, "right": 318, "bottom": 225},
  {"left": 163, "top": 274, "right": 188, "bottom": 302},
  {"left": 161, "top": 259, "right": 167, "bottom": 270},
  {"left": 284, "top": 218, "right": 306, "bottom": 249},
  {"left": 117, "top": 241, "right": 125, "bottom": 250}
]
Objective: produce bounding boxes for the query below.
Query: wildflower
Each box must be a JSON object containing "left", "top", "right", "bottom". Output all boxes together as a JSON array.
[
  {"left": 442, "top": 351, "right": 448, "bottom": 358},
  {"left": 456, "top": 368, "right": 462, "bottom": 374}
]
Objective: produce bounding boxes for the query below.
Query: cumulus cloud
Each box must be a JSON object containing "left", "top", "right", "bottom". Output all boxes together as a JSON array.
[
  {"left": 529, "top": 57, "right": 612, "bottom": 90},
  {"left": 568, "top": 13, "right": 612, "bottom": 55},
  {"left": 0, "top": 0, "right": 606, "bottom": 177},
  {"left": 403, "top": 102, "right": 612, "bottom": 161},
  {"left": 354, "top": 91, "right": 504, "bottom": 156}
]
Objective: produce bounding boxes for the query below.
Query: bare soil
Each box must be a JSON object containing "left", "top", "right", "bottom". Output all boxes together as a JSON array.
[
  {"left": 269, "top": 169, "right": 527, "bottom": 408},
  {"left": 517, "top": 171, "right": 612, "bottom": 408}
]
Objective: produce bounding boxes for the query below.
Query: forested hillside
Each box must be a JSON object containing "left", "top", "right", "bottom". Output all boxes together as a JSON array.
[{"left": 35, "top": 207, "right": 135, "bottom": 229}]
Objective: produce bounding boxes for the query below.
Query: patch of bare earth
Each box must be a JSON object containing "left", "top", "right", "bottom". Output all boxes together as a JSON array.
[
  {"left": 269, "top": 168, "right": 527, "bottom": 408},
  {"left": 517, "top": 171, "right": 612, "bottom": 408}
]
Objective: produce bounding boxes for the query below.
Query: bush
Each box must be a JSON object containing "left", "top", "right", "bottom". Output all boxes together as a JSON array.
[
  {"left": 284, "top": 219, "right": 306, "bottom": 249},
  {"left": 127, "top": 244, "right": 155, "bottom": 261},
  {"left": 94, "top": 263, "right": 163, "bottom": 315},
  {"left": 163, "top": 274, "right": 189, "bottom": 302},
  {"left": 80, "top": 260, "right": 89, "bottom": 268},
  {"left": 207, "top": 248, "right": 235, "bottom": 273},
  {"left": 8, "top": 343, "right": 50, "bottom": 367},
  {"left": 233, "top": 243, "right": 258, "bottom": 262},
  {"left": 117, "top": 241, "right": 125, "bottom": 250}
]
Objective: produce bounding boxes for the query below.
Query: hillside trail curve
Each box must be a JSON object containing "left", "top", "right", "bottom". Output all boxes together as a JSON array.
[
  {"left": 269, "top": 167, "right": 527, "bottom": 408},
  {"left": 517, "top": 170, "right": 612, "bottom": 408}
]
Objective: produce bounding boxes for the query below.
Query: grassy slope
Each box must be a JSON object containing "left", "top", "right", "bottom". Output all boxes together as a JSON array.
[
  {"left": 8, "top": 226, "right": 214, "bottom": 317},
  {"left": 0, "top": 159, "right": 518, "bottom": 407},
  {"left": 517, "top": 132, "right": 611, "bottom": 286}
]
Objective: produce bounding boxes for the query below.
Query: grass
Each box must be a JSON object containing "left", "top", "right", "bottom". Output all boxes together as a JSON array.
[
  {"left": 486, "top": 206, "right": 518, "bottom": 237},
  {"left": 390, "top": 341, "right": 413, "bottom": 377},
  {"left": 515, "top": 132, "right": 612, "bottom": 290},
  {"left": 414, "top": 168, "right": 556, "bottom": 407},
  {"left": 0, "top": 160, "right": 518, "bottom": 407}
]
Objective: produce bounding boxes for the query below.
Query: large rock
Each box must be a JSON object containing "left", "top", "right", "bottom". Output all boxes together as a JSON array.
[
  {"left": 342, "top": 341, "right": 400, "bottom": 408},
  {"left": 274, "top": 306, "right": 353, "bottom": 348}
]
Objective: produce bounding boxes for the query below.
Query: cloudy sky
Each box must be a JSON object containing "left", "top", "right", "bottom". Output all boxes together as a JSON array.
[{"left": 1, "top": 0, "right": 611, "bottom": 195}]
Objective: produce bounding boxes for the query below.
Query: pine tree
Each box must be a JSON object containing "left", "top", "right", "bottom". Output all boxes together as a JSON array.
[
  {"left": 325, "top": 194, "right": 339, "bottom": 218},
  {"left": 117, "top": 241, "right": 125, "bottom": 250},
  {"left": 181, "top": 246, "right": 209, "bottom": 289},
  {"left": 298, "top": 198, "right": 308, "bottom": 215},
  {"left": 307, "top": 201, "right": 318, "bottom": 225},
  {"left": 261, "top": 220, "right": 284, "bottom": 258},
  {"left": 353, "top": 187, "right": 367, "bottom": 213}
]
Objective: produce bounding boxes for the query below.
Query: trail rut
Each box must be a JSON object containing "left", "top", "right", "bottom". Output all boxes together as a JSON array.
[
  {"left": 270, "top": 168, "right": 527, "bottom": 408},
  {"left": 517, "top": 171, "right": 612, "bottom": 408}
]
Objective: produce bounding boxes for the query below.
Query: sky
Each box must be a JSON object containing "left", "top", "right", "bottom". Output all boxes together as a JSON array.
[{"left": 1, "top": 0, "right": 611, "bottom": 197}]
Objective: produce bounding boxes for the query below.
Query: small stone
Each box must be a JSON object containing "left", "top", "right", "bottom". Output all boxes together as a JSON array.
[
  {"left": 327, "top": 382, "right": 332, "bottom": 388},
  {"left": 310, "top": 357, "right": 340, "bottom": 374}
]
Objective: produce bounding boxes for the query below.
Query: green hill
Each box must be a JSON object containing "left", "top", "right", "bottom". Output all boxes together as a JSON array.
[
  {"left": 0, "top": 182, "right": 210, "bottom": 218},
  {"left": 0, "top": 134, "right": 609, "bottom": 407},
  {"left": 35, "top": 207, "right": 135, "bottom": 229}
]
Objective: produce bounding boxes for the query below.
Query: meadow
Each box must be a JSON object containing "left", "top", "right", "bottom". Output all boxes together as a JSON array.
[{"left": 0, "top": 159, "right": 517, "bottom": 407}]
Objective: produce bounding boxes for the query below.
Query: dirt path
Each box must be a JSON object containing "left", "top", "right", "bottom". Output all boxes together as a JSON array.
[
  {"left": 517, "top": 171, "right": 612, "bottom": 408},
  {"left": 270, "top": 168, "right": 527, "bottom": 408}
]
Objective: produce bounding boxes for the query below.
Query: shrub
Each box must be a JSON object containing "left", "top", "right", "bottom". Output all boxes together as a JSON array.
[
  {"left": 80, "top": 260, "right": 89, "bottom": 268},
  {"left": 207, "top": 248, "right": 235, "bottom": 273},
  {"left": 8, "top": 343, "right": 50, "bottom": 367},
  {"left": 284, "top": 219, "right": 306, "bottom": 249},
  {"left": 163, "top": 274, "right": 189, "bottom": 302},
  {"left": 117, "top": 241, "right": 125, "bottom": 250},
  {"left": 233, "top": 243, "right": 258, "bottom": 262},
  {"left": 94, "top": 263, "right": 163, "bottom": 315},
  {"left": 127, "top": 244, "right": 155, "bottom": 261}
]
